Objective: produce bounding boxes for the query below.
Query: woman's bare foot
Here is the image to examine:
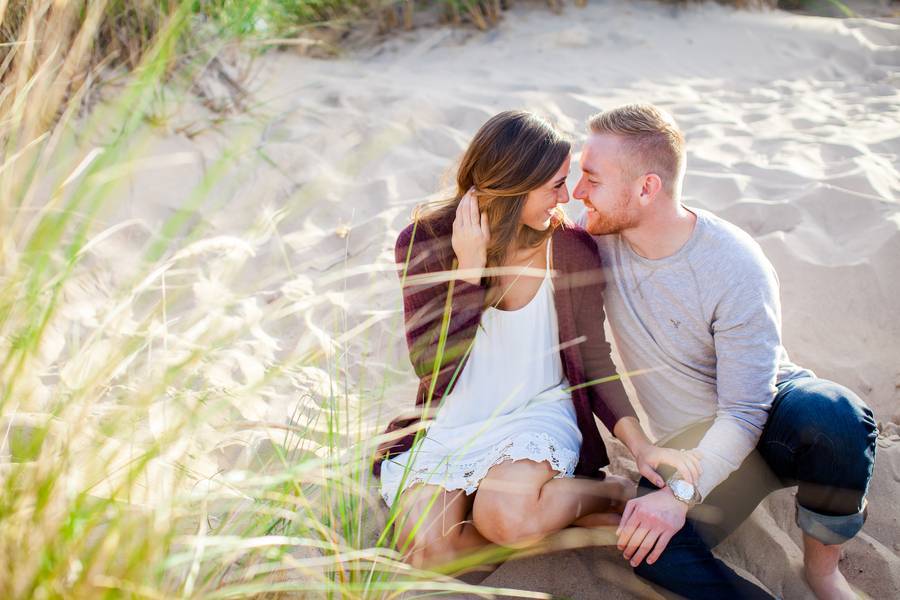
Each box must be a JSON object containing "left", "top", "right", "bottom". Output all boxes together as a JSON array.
[
  {"left": 571, "top": 474, "right": 636, "bottom": 528},
  {"left": 573, "top": 511, "right": 622, "bottom": 528},
  {"left": 603, "top": 474, "right": 637, "bottom": 513}
]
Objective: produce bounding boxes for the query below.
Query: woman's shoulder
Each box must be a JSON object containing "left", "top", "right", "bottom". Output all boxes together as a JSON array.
[
  {"left": 552, "top": 221, "right": 602, "bottom": 268},
  {"left": 395, "top": 215, "right": 453, "bottom": 266},
  {"left": 395, "top": 221, "right": 419, "bottom": 249},
  {"left": 397, "top": 213, "right": 450, "bottom": 243}
]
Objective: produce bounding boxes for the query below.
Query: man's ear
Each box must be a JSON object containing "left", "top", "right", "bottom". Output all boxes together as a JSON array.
[{"left": 640, "top": 173, "right": 663, "bottom": 200}]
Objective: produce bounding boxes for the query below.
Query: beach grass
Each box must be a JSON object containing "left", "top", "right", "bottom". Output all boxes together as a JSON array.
[
  {"left": 5, "top": 0, "right": 852, "bottom": 595},
  {"left": 0, "top": 1, "right": 586, "bottom": 597}
]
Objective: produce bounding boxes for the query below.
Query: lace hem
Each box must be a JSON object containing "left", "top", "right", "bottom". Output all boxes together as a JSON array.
[{"left": 380, "top": 431, "right": 578, "bottom": 506}]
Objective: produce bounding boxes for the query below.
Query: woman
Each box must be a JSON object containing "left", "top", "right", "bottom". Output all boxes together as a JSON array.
[{"left": 374, "top": 111, "right": 700, "bottom": 569}]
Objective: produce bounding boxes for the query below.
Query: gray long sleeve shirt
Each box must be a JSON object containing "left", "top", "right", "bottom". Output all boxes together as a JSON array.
[{"left": 585, "top": 208, "right": 811, "bottom": 498}]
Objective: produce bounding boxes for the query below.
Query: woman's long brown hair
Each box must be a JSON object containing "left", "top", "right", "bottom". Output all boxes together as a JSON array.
[{"left": 416, "top": 110, "right": 571, "bottom": 295}]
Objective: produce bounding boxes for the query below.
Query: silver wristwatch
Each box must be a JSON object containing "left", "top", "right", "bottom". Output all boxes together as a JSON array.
[{"left": 666, "top": 474, "right": 702, "bottom": 507}]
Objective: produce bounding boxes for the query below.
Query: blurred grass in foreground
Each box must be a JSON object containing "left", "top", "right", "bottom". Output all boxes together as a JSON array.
[
  {"left": 3, "top": 0, "right": 816, "bottom": 596},
  {"left": 0, "top": 1, "right": 621, "bottom": 598}
]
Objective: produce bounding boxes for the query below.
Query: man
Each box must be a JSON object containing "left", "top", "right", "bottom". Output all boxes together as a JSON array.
[{"left": 572, "top": 103, "right": 878, "bottom": 599}]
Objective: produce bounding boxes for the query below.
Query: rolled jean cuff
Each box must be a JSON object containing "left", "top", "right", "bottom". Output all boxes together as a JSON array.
[{"left": 795, "top": 499, "right": 867, "bottom": 545}]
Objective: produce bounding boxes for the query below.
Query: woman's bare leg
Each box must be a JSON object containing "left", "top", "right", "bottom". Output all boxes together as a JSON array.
[
  {"left": 393, "top": 484, "right": 493, "bottom": 570},
  {"left": 472, "top": 459, "right": 632, "bottom": 546}
]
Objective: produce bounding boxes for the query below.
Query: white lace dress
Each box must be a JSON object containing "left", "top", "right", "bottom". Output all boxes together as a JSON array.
[{"left": 380, "top": 241, "right": 582, "bottom": 507}]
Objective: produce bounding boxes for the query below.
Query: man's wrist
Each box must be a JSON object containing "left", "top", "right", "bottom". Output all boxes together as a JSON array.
[
  {"left": 666, "top": 474, "right": 702, "bottom": 507},
  {"left": 661, "top": 486, "right": 692, "bottom": 514}
]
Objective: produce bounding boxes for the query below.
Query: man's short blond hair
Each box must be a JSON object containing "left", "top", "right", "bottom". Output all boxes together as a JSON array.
[{"left": 588, "top": 103, "right": 685, "bottom": 197}]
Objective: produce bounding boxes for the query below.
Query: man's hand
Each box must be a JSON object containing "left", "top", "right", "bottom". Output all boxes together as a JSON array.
[{"left": 617, "top": 488, "right": 689, "bottom": 568}]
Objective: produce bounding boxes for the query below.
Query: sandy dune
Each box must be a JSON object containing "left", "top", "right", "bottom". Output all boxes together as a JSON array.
[{"left": 109, "top": 1, "right": 900, "bottom": 597}]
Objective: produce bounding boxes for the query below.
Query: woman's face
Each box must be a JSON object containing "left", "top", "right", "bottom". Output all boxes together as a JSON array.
[
  {"left": 521, "top": 156, "right": 572, "bottom": 231},
  {"left": 519, "top": 155, "right": 572, "bottom": 231}
]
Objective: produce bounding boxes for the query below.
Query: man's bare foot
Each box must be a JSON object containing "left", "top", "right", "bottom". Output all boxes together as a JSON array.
[
  {"left": 804, "top": 564, "right": 857, "bottom": 600},
  {"left": 803, "top": 535, "right": 857, "bottom": 600}
]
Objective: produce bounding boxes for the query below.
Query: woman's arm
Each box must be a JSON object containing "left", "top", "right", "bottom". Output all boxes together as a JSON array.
[
  {"left": 568, "top": 230, "right": 637, "bottom": 431},
  {"left": 375, "top": 196, "right": 490, "bottom": 473},
  {"left": 614, "top": 416, "right": 701, "bottom": 487},
  {"left": 396, "top": 199, "right": 487, "bottom": 402}
]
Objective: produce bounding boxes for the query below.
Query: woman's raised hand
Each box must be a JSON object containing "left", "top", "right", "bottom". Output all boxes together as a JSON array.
[{"left": 451, "top": 187, "right": 490, "bottom": 285}]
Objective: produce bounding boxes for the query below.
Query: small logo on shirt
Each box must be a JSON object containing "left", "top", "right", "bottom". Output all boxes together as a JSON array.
[{"left": 670, "top": 319, "right": 681, "bottom": 329}]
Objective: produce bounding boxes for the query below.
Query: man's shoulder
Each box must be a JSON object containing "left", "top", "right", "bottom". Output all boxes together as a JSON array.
[
  {"left": 695, "top": 208, "right": 757, "bottom": 246},
  {"left": 692, "top": 208, "right": 773, "bottom": 276}
]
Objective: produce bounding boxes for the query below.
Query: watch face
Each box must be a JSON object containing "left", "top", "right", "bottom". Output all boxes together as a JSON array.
[{"left": 670, "top": 479, "right": 694, "bottom": 501}]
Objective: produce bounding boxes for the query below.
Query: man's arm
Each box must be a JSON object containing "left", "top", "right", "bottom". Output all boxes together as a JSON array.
[
  {"left": 617, "top": 243, "right": 784, "bottom": 567},
  {"left": 692, "top": 252, "right": 782, "bottom": 499}
]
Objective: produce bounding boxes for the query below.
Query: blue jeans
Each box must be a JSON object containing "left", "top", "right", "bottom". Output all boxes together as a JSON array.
[{"left": 632, "top": 376, "right": 878, "bottom": 599}]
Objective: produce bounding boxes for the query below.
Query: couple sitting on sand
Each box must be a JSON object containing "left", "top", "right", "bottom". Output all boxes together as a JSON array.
[{"left": 372, "top": 104, "right": 877, "bottom": 600}]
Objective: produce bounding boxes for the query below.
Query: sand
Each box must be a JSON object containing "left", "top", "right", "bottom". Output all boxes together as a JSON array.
[{"left": 88, "top": 0, "right": 900, "bottom": 597}]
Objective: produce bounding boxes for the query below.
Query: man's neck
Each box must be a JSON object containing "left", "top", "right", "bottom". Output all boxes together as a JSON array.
[{"left": 622, "top": 203, "right": 697, "bottom": 260}]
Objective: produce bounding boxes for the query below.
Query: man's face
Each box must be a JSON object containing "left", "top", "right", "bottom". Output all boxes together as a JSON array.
[{"left": 573, "top": 134, "right": 641, "bottom": 235}]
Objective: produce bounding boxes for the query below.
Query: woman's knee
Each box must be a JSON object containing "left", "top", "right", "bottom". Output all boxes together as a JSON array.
[
  {"left": 472, "top": 496, "right": 538, "bottom": 545},
  {"left": 471, "top": 459, "right": 555, "bottom": 545},
  {"left": 472, "top": 484, "right": 544, "bottom": 545}
]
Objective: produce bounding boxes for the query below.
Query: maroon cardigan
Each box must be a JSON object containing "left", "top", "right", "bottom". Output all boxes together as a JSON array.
[{"left": 373, "top": 214, "right": 637, "bottom": 478}]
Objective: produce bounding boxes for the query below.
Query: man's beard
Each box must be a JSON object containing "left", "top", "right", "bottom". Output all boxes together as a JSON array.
[{"left": 585, "top": 194, "right": 637, "bottom": 235}]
